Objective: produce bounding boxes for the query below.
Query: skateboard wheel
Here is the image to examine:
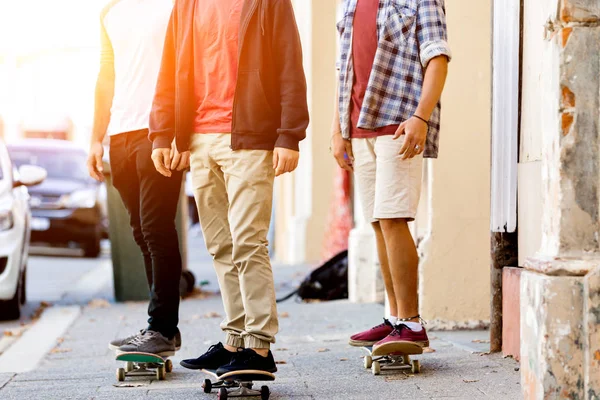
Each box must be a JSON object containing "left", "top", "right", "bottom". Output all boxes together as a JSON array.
[
  {"left": 372, "top": 361, "right": 381, "bottom": 376},
  {"left": 260, "top": 385, "right": 270, "bottom": 400},
  {"left": 218, "top": 387, "right": 228, "bottom": 400},
  {"left": 203, "top": 379, "right": 212, "bottom": 393},
  {"left": 165, "top": 359, "right": 173, "bottom": 373},
  {"left": 411, "top": 360, "right": 420, "bottom": 374},
  {"left": 116, "top": 368, "right": 126, "bottom": 382},
  {"left": 125, "top": 362, "right": 134, "bottom": 373},
  {"left": 157, "top": 365, "right": 166, "bottom": 380},
  {"left": 364, "top": 355, "right": 373, "bottom": 369}
]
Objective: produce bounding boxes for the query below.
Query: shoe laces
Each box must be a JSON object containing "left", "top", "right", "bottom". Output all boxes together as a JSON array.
[
  {"left": 389, "top": 324, "right": 408, "bottom": 337},
  {"left": 373, "top": 319, "right": 394, "bottom": 330},
  {"left": 206, "top": 343, "right": 223, "bottom": 355},
  {"left": 129, "top": 330, "right": 159, "bottom": 346}
]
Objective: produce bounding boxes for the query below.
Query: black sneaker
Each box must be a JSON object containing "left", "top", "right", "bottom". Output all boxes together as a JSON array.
[
  {"left": 216, "top": 348, "right": 277, "bottom": 376},
  {"left": 180, "top": 342, "right": 236, "bottom": 370}
]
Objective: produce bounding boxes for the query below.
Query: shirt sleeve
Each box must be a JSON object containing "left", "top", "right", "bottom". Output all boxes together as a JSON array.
[{"left": 416, "top": 0, "right": 452, "bottom": 68}]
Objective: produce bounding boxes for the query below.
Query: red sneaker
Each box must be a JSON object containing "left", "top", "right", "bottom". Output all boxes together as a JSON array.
[
  {"left": 348, "top": 319, "right": 394, "bottom": 347},
  {"left": 372, "top": 324, "right": 429, "bottom": 356}
]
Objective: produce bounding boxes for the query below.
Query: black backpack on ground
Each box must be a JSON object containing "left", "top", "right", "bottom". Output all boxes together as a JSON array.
[{"left": 277, "top": 250, "right": 348, "bottom": 303}]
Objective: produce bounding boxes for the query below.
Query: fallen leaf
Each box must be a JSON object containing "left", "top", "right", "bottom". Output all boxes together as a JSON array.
[
  {"left": 279, "top": 312, "right": 290, "bottom": 318},
  {"left": 423, "top": 347, "right": 436, "bottom": 353},
  {"left": 56, "top": 338, "right": 65, "bottom": 344},
  {"left": 50, "top": 348, "right": 72, "bottom": 354},
  {"left": 204, "top": 312, "right": 222, "bottom": 319},
  {"left": 463, "top": 379, "right": 479, "bottom": 383},
  {"left": 3, "top": 331, "right": 13, "bottom": 337},
  {"left": 594, "top": 350, "right": 600, "bottom": 361},
  {"left": 31, "top": 302, "right": 52, "bottom": 320},
  {"left": 89, "top": 319, "right": 96, "bottom": 323},
  {"left": 472, "top": 339, "right": 490, "bottom": 344},
  {"left": 88, "top": 299, "right": 110, "bottom": 308},
  {"left": 275, "top": 348, "right": 288, "bottom": 351},
  {"left": 275, "top": 360, "right": 287, "bottom": 364},
  {"left": 317, "top": 348, "right": 329, "bottom": 353},
  {"left": 340, "top": 358, "right": 348, "bottom": 361}
]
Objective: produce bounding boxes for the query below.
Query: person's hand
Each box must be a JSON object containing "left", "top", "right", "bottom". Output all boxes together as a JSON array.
[
  {"left": 169, "top": 141, "right": 190, "bottom": 171},
  {"left": 331, "top": 132, "right": 353, "bottom": 172},
  {"left": 87, "top": 141, "right": 105, "bottom": 182},
  {"left": 151, "top": 148, "right": 172, "bottom": 177},
  {"left": 394, "top": 117, "right": 427, "bottom": 160},
  {"left": 273, "top": 147, "right": 299, "bottom": 177}
]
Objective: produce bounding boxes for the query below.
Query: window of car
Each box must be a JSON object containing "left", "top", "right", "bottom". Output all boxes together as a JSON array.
[{"left": 9, "top": 147, "right": 88, "bottom": 182}]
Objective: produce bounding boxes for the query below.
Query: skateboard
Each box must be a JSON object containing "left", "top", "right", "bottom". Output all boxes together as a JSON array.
[
  {"left": 202, "top": 369, "right": 275, "bottom": 400},
  {"left": 362, "top": 346, "right": 421, "bottom": 376},
  {"left": 115, "top": 352, "right": 173, "bottom": 382}
]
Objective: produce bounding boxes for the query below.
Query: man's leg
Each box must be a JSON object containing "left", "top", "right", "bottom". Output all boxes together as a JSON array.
[
  {"left": 370, "top": 135, "right": 428, "bottom": 355},
  {"left": 220, "top": 137, "right": 277, "bottom": 354},
  {"left": 371, "top": 135, "right": 423, "bottom": 321},
  {"left": 106, "top": 133, "right": 154, "bottom": 350},
  {"left": 134, "top": 131, "right": 183, "bottom": 341},
  {"left": 191, "top": 134, "right": 245, "bottom": 349},
  {"left": 179, "top": 134, "right": 247, "bottom": 371}
]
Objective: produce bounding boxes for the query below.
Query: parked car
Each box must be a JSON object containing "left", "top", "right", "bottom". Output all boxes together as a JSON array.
[
  {"left": 7, "top": 139, "right": 107, "bottom": 258},
  {"left": 0, "top": 140, "right": 46, "bottom": 320}
]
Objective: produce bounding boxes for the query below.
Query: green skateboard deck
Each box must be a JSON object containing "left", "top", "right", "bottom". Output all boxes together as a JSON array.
[
  {"left": 115, "top": 352, "right": 172, "bottom": 382},
  {"left": 362, "top": 346, "right": 421, "bottom": 376},
  {"left": 202, "top": 369, "right": 274, "bottom": 399}
]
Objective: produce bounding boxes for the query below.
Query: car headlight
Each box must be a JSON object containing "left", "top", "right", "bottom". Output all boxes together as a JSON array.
[
  {"left": 60, "top": 189, "right": 98, "bottom": 209},
  {"left": 0, "top": 210, "right": 14, "bottom": 231}
]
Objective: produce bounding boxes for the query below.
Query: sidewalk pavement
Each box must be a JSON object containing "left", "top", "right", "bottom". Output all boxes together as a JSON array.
[{"left": 0, "top": 237, "right": 521, "bottom": 399}]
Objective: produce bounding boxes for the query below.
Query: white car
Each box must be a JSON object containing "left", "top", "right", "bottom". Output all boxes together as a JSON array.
[{"left": 0, "top": 140, "right": 46, "bottom": 320}]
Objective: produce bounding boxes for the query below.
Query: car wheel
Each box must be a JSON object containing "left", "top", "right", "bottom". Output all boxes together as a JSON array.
[
  {"left": 83, "top": 237, "right": 101, "bottom": 258},
  {"left": 20, "top": 267, "right": 27, "bottom": 305},
  {"left": 0, "top": 276, "right": 21, "bottom": 321}
]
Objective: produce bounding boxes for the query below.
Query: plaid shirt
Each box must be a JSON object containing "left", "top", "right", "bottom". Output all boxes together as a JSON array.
[{"left": 337, "top": 0, "right": 451, "bottom": 158}]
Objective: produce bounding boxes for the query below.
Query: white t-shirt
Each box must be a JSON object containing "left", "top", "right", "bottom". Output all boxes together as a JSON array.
[{"left": 101, "top": 0, "right": 173, "bottom": 136}]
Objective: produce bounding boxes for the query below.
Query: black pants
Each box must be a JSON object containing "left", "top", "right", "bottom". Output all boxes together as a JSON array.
[{"left": 110, "top": 129, "right": 182, "bottom": 338}]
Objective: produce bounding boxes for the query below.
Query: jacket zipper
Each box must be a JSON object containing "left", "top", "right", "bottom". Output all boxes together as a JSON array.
[{"left": 231, "top": 0, "right": 259, "bottom": 149}]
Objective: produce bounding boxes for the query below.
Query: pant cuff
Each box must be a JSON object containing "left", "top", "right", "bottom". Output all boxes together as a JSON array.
[
  {"left": 226, "top": 333, "right": 244, "bottom": 348},
  {"left": 244, "top": 335, "right": 271, "bottom": 350}
]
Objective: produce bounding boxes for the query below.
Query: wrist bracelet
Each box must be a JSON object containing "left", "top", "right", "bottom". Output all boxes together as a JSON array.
[{"left": 412, "top": 115, "right": 429, "bottom": 125}]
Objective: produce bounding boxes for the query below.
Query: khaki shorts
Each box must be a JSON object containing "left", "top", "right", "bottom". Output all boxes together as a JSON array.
[{"left": 352, "top": 135, "right": 423, "bottom": 223}]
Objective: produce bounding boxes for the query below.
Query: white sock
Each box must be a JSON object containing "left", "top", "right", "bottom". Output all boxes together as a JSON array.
[
  {"left": 387, "top": 316, "right": 398, "bottom": 325},
  {"left": 402, "top": 321, "right": 423, "bottom": 332}
]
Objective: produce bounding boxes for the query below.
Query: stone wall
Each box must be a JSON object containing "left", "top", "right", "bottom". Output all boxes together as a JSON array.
[{"left": 520, "top": 0, "right": 600, "bottom": 398}]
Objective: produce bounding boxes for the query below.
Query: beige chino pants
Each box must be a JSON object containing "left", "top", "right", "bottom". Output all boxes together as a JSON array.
[{"left": 189, "top": 134, "right": 278, "bottom": 349}]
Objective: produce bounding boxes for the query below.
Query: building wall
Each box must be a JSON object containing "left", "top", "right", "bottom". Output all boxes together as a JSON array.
[
  {"left": 274, "top": 0, "right": 337, "bottom": 265},
  {"left": 418, "top": 0, "right": 492, "bottom": 324}
]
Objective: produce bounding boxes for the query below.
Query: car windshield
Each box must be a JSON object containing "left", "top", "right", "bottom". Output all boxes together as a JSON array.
[{"left": 9, "top": 147, "right": 88, "bottom": 182}]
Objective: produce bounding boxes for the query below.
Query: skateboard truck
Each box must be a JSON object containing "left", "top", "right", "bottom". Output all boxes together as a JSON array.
[
  {"left": 115, "top": 352, "right": 173, "bottom": 382},
  {"left": 363, "top": 346, "right": 421, "bottom": 376},
  {"left": 202, "top": 369, "right": 273, "bottom": 400}
]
